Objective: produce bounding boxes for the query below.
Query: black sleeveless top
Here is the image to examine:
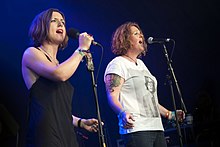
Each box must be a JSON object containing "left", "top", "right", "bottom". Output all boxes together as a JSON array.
[{"left": 26, "top": 48, "right": 78, "bottom": 147}]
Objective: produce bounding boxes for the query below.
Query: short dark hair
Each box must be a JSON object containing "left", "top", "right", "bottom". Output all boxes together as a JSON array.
[
  {"left": 28, "top": 8, "right": 68, "bottom": 50},
  {"left": 111, "top": 22, "right": 147, "bottom": 57}
]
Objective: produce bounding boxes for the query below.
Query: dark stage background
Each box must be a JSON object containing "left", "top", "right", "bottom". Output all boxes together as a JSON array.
[{"left": 0, "top": 0, "right": 219, "bottom": 147}]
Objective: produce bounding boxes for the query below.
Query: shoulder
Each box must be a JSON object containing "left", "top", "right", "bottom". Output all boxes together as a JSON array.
[
  {"left": 137, "top": 58, "right": 144, "bottom": 64},
  {"left": 104, "top": 56, "right": 127, "bottom": 77},
  {"left": 23, "top": 47, "right": 43, "bottom": 59},
  {"left": 22, "top": 47, "right": 41, "bottom": 66},
  {"left": 23, "top": 47, "right": 38, "bottom": 55},
  {"left": 137, "top": 59, "right": 147, "bottom": 67},
  {"left": 108, "top": 56, "right": 125, "bottom": 66},
  {"left": 105, "top": 56, "right": 125, "bottom": 71}
]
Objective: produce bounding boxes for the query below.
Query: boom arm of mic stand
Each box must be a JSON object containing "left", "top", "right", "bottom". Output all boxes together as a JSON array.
[
  {"left": 162, "top": 44, "right": 187, "bottom": 147},
  {"left": 85, "top": 53, "right": 107, "bottom": 147}
]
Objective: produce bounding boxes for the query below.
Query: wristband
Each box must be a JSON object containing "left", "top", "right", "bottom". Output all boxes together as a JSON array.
[
  {"left": 75, "top": 49, "right": 85, "bottom": 57},
  {"left": 171, "top": 111, "right": 175, "bottom": 120},
  {"left": 118, "top": 109, "right": 126, "bottom": 118},
  {"left": 78, "top": 118, "right": 82, "bottom": 128},
  {"left": 165, "top": 111, "right": 170, "bottom": 119},
  {"left": 78, "top": 49, "right": 90, "bottom": 53},
  {"left": 75, "top": 48, "right": 90, "bottom": 57}
]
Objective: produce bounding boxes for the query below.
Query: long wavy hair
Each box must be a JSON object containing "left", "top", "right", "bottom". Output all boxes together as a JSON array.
[
  {"left": 111, "top": 22, "right": 147, "bottom": 57},
  {"left": 28, "top": 8, "right": 68, "bottom": 50}
]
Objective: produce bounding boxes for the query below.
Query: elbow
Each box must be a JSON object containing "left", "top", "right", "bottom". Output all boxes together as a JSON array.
[
  {"left": 52, "top": 70, "right": 69, "bottom": 82},
  {"left": 58, "top": 76, "right": 69, "bottom": 82},
  {"left": 57, "top": 74, "right": 69, "bottom": 82}
]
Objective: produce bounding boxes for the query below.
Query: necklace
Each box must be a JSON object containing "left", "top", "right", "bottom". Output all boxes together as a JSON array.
[
  {"left": 39, "top": 47, "right": 59, "bottom": 65},
  {"left": 124, "top": 54, "right": 138, "bottom": 66}
]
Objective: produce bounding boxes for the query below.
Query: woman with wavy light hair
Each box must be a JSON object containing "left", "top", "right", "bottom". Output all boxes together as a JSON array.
[{"left": 104, "top": 22, "right": 184, "bottom": 147}]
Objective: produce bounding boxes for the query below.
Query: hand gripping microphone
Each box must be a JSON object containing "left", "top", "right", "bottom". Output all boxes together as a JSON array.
[{"left": 67, "top": 28, "right": 101, "bottom": 46}]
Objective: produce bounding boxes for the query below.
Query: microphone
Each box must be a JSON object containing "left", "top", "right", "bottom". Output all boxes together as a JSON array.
[
  {"left": 147, "top": 37, "right": 171, "bottom": 44},
  {"left": 67, "top": 28, "right": 101, "bottom": 46}
]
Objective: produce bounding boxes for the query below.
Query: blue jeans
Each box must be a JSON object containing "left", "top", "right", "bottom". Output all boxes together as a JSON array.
[{"left": 121, "top": 131, "right": 167, "bottom": 147}]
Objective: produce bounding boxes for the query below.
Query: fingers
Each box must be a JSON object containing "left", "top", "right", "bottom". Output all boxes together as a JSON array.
[
  {"left": 123, "top": 120, "right": 134, "bottom": 129},
  {"left": 176, "top": 110, "right": 185, "bottom": 122},
  {"left": 89, "top": 120, "right": 103, "bottom": 132},
  {"left": 78, "top": 32, "right": 94, "bottom": 49},
  {"left": 90, "top": 123, "right": 99, "bottom": 132},
  {"left": 122, "top": 113, "right": 135, "bottom": 129},
  {"left": 89, "top": 118, "right": 104, "bottom": 126},
  {"left": 130, "top": 114, "right": 135, "bottom": 122},
  {"left": 80, "top": 32, "right": 94, "bottom": 40},
  {"left": 84, "top": 118, "right": 105, "bottom": 132},
  {"left": 182, "top": 111, "right": 186, "bottom": 119}
]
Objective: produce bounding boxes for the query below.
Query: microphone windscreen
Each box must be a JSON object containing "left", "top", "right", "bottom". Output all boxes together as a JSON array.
[
  {"left": 147, "top": 37, "right": 153, "bottom": 44},
  {"left": 67, "top": 28, "right": 80, "bottom": 39}
]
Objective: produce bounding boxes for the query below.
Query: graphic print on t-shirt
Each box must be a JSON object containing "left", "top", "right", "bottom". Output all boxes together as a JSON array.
[
  {"left": 126, "top": 67, "right": 160, "bottom": 118},
  {"left": 143, "top": 76, "right": 160, "bottom": 117}
]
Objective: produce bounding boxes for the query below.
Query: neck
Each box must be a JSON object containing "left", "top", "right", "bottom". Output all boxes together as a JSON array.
[
  {"left": 40, "top": 45, "right": 59, "bottom": 65},
  {"left": 40, "top": 44, "right": 58, "bottom": 59},
  {"left": 123, "top": 54, "right": 138, "bottom": 66}
]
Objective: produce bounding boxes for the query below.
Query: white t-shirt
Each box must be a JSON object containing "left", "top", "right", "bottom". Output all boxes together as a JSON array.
[{"left": 104, "top": 56, "right": 164, "bottom": 134}]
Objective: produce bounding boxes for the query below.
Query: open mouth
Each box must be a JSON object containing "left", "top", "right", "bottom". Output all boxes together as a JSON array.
[{"left": 56, "top": 29, "right": 63, "bottom": 34}]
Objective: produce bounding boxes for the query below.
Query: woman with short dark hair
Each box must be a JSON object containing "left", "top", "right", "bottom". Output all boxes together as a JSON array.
[{"left": 22, "top": 8, "right": 100, "bottom": 147}]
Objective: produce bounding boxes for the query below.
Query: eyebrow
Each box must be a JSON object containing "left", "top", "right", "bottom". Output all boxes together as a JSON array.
[
  {"left": 52, "top": 17, "right": 65, "bottom": 21},
  {"left": 131, "top": 31, "right": 141, "bottom": 34}
]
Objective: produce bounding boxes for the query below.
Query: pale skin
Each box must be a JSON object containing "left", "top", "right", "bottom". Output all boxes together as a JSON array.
[
  {"left": 105, "top": 26, "right": 184, "bottom": 129},
  {"left": 22, "top": 11, "right": 100, "bottom": 132}
]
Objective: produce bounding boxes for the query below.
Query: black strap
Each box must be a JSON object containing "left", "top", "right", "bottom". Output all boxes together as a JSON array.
[{"left": 36, "top": 47, "right": 52, "bottom": 62}]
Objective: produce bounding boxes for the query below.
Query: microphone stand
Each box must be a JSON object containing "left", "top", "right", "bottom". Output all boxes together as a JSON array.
[
  {"left": 85, "top": 52, "right": 106, "bottom": 147},
  {"left": 161, "top": 43, "right": 187, "bottom": 147}
]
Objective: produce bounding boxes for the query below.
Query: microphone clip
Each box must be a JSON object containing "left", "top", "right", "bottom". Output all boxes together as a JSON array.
[{"left": 85, "top": 52, "right": 94, "bottom": 72}]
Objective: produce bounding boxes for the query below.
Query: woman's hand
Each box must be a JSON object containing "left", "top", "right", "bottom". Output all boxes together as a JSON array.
[
  {"left": 80, "top": 118, "right": 104, "bottom": 132},
  {"left": 120, "top": 111, "right": 135, "bottom": 129},
  {"left": 176, "top": 110, "right": 185, "bottom": 122},
  {"left": 168, "top": 110, "right": 185, "bottom": 122},
  {"left": 78, "top": 32, "right": 94, "bottom": 50}
]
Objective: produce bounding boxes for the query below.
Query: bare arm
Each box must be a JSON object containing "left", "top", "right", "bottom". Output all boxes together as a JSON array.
[
  {"left": 159, "top": 104, "right": 185, "bottom": 121},
  {"left": 104, "top": 74, "right": 124, "bottom": 115},
  {"left": 104, "top": 73, "right": 134, "bottom": 128},
  {"left": 158, "top": 104, "right": 171, "bottom": 119},
  {"left": 22, "top": 32, "right": 93, "bottom": 83},
  {"left": 22, "top": 47, "right": 84, "bottom": 81}
]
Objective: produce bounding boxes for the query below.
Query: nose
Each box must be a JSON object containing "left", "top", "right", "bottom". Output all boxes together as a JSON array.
[
  {"left": 139, "top": 34, "right": 143, "bottom": 38},
  {"left": 57, "top": 20, "right": 63, "bottom": 27}
]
